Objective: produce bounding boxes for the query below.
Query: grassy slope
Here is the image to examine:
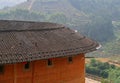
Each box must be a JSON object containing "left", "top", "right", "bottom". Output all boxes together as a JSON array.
[{"left": 5, "top": 0, "right": 88, "bottom": 20}]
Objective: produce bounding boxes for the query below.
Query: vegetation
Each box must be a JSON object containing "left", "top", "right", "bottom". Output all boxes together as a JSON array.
[
  {"left": 101, "top": 79, "right": 110, "bottom": 83},
  {"left": 104, "top": 40, "right": 120, "bottom": 55},
  {"left": 48, "top": 13, "right": 68, "bottom": 24},
  {"left": 81, "top": 15, "right": 115, "bottom": 42},
  {"left": 103, "top": 20, "right": 120, "bottom": 55},
  {"left": 86, "top": 59, "right": 120, "bottom": 83},
  {"left": 0, "top": 9, "right": 70, "bottom": 25},
  {"left": 69, "top": 0, "right": 120, "bottom": 20},
  {"left": 0, "top": 0, "right": 120, "bottom": 82},
  {"left": 0, "top": 8, "right": 115, "bottom": 43},
  {"left": 0, "top": 0, "right": 120, "bottom": 56},
  {"left": 0, "top": 9, "right": 46, "bottom": 21}
]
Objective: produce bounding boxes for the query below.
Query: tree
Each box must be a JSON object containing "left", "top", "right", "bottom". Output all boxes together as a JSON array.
[
  {"left": 90, "top": 58, "right": 97, "bottom": 67},
  {"left": 108, "top": 69, "right": 120, "bottom": 83},
  {"left": 101, "top": 79, "right": 110, "bottom": 83},
  {"left": 48, "top": 13, "right": 67, "bottom": 24},
  {"left": 82, "top": 15, "right": 115, "bottom": 42},
  {"left": 0, "top": 9, "right": 46, "bottom": 21}
]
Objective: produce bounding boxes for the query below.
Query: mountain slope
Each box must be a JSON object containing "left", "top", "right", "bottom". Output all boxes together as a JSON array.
[
  {"left": 0, "top": 0, "right": 116, "bottom": 43},
  {"left": 10, "top": 0, "right": 88, "bottom": 20},
  {"left": 69, "top": 0, "right": 120, "bottom": 20}
]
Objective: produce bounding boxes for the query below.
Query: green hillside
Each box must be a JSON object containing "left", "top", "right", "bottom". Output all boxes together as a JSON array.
[
  {"left": 69, "top": 0, "right": 120, "bottom": 20},
  {"left": 0, "top": 0, "right": 120, "bottom": 56},
  {"left": 7, "top": 0, "right": 87, "bottom": 20}
]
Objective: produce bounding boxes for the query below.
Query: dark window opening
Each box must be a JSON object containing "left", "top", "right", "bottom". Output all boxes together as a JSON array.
[
  {"left": 0, "top": 65, "right": 4, "bottom": 74},
  {"left": 24, "top": 62, "right": 30, "bottom": 70},
  {"left": 48, "top": 59, "right": 52, "bottom": 66},
  {"left": 68, "top": 57, "right": 73, "bottom": 63}
]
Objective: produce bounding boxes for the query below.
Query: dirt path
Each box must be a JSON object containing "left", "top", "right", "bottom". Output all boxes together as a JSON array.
[
  {"left": 85, "top": 78, "right": 101, "bottom": 83},
  {"left": 28, "top": 0, "right": 35, "bottom": 10}
]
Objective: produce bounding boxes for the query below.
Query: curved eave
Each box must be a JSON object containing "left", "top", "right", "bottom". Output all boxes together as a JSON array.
[
  {"left": 0, "top": 20, "right": 99, "bottom": 64},
  {"left": 0, "top": 38, "right": 99, "bottom": 64}
]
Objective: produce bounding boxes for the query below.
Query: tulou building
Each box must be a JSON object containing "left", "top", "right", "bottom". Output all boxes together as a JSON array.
[{"left": 0, "top": 20, "right": 99, "bottom": 83}]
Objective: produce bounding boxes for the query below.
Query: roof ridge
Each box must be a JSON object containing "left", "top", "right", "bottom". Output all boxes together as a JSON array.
[{"left": 0, "top": 27, "right": 64, "bottom": 32}]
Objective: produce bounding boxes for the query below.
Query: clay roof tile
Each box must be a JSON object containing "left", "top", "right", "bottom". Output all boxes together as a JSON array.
[{"left": 0, "top": 20, "right": 99, "bottom": 64}]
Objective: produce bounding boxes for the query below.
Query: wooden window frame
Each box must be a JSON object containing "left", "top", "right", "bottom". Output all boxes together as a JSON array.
[
  {"left": 24, "top": 62, "right": 30, "bottom": 70},
  {"left": 68, "top": 57, "right": 73, "bottom": 63},
  {"left": 0, "top": 65, "right": 4, "bottom": 74},
  {"left": 47, "top": 59, "right": 53, "bottom": 67}
]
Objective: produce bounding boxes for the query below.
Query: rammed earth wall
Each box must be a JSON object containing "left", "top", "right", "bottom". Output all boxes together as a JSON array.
[{"left": 0, "top": 54, "right": 85, "bottom": 83}]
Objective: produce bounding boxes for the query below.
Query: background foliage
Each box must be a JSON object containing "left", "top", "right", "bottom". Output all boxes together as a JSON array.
[{"left": 0, "top": 0, "right": 120, "bottom": 56}]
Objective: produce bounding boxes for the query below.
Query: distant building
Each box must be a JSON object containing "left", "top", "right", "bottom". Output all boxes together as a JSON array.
[{"left": 0, "top": 20, "right": 99, "bottom": 83}]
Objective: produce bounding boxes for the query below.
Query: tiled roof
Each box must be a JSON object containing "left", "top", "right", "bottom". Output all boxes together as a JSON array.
[{"left": 0, "top": 20, "right": 99, "bottom": 64}]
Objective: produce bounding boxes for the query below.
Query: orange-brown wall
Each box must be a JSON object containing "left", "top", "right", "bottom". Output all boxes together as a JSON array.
[{"left": 0, "top": 54, "right": 85, "bottom": 83}]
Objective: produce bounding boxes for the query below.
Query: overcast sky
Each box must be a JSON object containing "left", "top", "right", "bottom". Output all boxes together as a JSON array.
[{"left": 0, "top": 0, "right": 26, "bottom": 9}]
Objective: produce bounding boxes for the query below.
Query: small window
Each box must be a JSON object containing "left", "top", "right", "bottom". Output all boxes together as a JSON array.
[
  {"left": 0, "top": 65, "right": 4, "bottom": 74},
  {"left": 24, "top": 62, "right": 30, "bottom": 70},
  {"left": 48, "top": 59, "right": 52, "bottom": 66},
  {"left": 68, "top": 57, "right": 73, "bottom": 63}
]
